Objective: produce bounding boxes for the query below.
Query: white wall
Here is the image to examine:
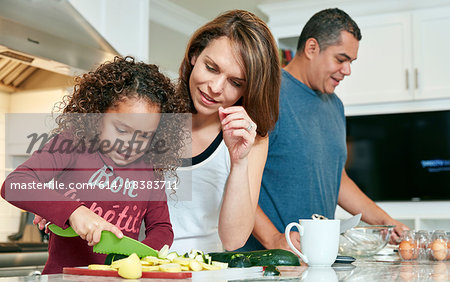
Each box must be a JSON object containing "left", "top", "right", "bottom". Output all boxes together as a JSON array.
[
  {"left": 8, "top": 89, "right": 66, "bottom": 114},
  {"left": 0, "top": 91, "right": 15, "bottom": 242},
  {"left": 149, "top": 21, "right": 189, "bottom": 79}
]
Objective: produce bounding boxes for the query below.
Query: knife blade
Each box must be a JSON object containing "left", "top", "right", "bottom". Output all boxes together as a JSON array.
[
  {"left": 47, "top": 224, "right": 158, "bottom": 257},
  {"left": 340, "top": 213, "right": 362, "bottom": 234}
]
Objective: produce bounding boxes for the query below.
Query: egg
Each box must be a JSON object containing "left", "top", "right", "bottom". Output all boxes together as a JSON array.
[
  {"left": 430, "top": 239, "right": 447, "bottom": 261},
  {"left": 399, "top": 240, "right": 415, "bottom": 260}
]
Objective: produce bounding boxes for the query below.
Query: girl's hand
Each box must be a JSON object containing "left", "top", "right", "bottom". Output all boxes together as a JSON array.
[
  {"left": 69, "top": 206, "right": 123, "bottom": 246},
  {"left": 33, "top": 214, "right": 49, "bottom": 234},
  {"left": 219, "top": 106, "right": 257, "bottom": 162}
]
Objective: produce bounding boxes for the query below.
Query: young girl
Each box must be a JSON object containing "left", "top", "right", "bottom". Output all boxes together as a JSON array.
[
  {"left": 1, "top": 57, "right": 190, "bottom": 274},
  {"left": 167, "top": 10, "right": 281, "bottom": 253}
]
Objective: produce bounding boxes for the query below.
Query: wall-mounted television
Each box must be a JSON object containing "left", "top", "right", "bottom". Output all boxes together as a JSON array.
[{"left": 345, "top": 110, "right": 450, "bottom": 201}]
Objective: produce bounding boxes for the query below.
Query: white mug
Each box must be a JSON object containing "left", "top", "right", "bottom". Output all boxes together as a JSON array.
[{"left": 285, "top": 219, "right": 340, "bottom": 267}]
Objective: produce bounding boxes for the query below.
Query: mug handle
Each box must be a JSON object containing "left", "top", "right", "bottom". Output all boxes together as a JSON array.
[{"left": 285, "top": 222, "right": 309, "bottom": 264}]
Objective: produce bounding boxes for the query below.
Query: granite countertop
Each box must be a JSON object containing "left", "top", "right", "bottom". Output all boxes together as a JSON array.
[{"left": 1, "top": 257, "right": 449, "bottom": 281}]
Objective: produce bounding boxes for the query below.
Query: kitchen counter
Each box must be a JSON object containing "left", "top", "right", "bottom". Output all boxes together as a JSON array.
[
  {"left": 0, "top": 243, "right": 48, "bottom": 277},
  {"left": 1, "top": 257, "right": 449, "bottom": 281}
]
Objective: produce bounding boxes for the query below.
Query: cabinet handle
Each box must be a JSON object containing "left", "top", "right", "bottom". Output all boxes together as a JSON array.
[
  {"left": 415, "top": 68, "right": 418, "bottom": 89},
  {"left": 405, "top": 69, "right": 409, "bottom": 90}
]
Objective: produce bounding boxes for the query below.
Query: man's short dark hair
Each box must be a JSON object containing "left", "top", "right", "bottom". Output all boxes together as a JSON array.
[{"left": 296, "top": 8, "right": 361, "bottom": 53}]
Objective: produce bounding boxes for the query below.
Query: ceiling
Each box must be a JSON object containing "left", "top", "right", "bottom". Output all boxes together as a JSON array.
[{"left": 167, "top": 0, "right": 279, "bottom": 21}]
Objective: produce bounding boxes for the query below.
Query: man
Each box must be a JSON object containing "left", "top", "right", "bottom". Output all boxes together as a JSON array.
[{"left": 241, "top": 8, "right": 408, "bottom": 252}]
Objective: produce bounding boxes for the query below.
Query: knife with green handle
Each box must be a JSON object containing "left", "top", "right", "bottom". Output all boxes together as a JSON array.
[{"left": 47, "top": 224, "right": 158, "bottom": 258}]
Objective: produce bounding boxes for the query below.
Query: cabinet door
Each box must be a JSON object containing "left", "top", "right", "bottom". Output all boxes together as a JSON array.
[
  {"left": 413, "top": 6, "right": 450, "bottom": 100},
  {"left": 338, "top": 13, "right": 413, "bottom": 105}
]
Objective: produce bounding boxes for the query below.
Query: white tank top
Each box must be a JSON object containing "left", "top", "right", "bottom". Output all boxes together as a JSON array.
[{"left": 166, "top": 134, "right": 230, "bottom": 254}]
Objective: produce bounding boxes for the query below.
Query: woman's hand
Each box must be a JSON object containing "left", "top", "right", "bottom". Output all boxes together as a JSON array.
[
  {"left": 219, "top": 106, "right": 257, "bottom": 162},
  {"left": 69, "top": 206, "right": 123, "bottom": 246}
]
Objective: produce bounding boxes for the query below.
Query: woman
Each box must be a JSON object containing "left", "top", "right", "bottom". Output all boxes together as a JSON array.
[{"left": 168, "top": 9, "right": 280, "bottom": 253}]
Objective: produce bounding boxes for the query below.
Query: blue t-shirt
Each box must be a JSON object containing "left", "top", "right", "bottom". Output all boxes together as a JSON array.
[{"left": 240, "top": 69, "right": 347, "bottom": 251}]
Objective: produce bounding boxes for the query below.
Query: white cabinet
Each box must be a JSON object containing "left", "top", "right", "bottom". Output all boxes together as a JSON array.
[
  {"left": 270, "top": 5, "right": 450, "bottom": 107},
  {"left": 338, "top": 6, "right": 450, "bottom": 105},
  {"left": 413, "top": 6, "right": 450, "bottom": 100},
  {"left": 338, "top": 13, "right": 413, "bottom": 105}
]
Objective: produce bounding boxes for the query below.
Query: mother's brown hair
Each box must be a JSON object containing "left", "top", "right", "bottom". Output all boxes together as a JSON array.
[{"left": 177, "top": 10, "right": 280, "bottom": 136}]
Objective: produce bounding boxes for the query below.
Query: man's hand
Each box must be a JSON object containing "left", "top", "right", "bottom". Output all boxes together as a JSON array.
[{"left": 383, "top": 218, "right": 409, "bottom": 244}]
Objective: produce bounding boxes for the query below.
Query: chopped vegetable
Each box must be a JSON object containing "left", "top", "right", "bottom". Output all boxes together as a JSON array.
[
  {"left": 166, "top": 251, "right": 179, "bottom": 261},
  {"left": 189, "top": 260, "right": 203, "bottom": 271},
  {"left": 159, "top": 263, "right": 182, "bottom": 272},
  {"left": 117, "top": 253, "right": 142, "bottom": 279},
  {"left": 200, "top": 262, "right": 221, "bottom": 270},
  {"left": 88, "top": 264, "right": 114, "bottom": 271},
  {"left": 211, "top": 261, "right": 228, "bottom": 269},
  {"left": 101, "top": 247, "right": 229, "bottom": 274},
  {"left": 158, "top": 244, "right": 170, "bottom": 259},
  {"left": 172, "top": 257, "right": 191, "bottom": 266},
  {"left": 141, "top": 265, "right": 159, "bottom": 272}
]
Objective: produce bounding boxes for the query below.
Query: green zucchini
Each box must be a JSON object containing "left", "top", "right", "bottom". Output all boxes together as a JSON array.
[
  {"left": 104, "top": 253, "right": 128, "bottom": 265},
  {"left": 228, "top": 255, "right": 252, "bottom": 268},
  {"left": 208, "top": 249, "right": 300, "bottom": 267}
]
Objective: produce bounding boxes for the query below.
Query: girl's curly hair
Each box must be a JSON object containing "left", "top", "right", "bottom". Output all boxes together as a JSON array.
[{"left": 53, "top": 56, "right": 190, "bottom": 178}]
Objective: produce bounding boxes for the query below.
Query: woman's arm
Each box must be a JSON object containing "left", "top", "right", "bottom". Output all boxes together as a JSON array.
[{"left": 218, "top": 134, "right": 268, "bottom": 250}]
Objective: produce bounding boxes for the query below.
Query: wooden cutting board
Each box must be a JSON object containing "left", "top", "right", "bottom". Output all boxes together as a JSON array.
[{"left": 63, "top": 267, "right": 192, "bottom": 279}]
